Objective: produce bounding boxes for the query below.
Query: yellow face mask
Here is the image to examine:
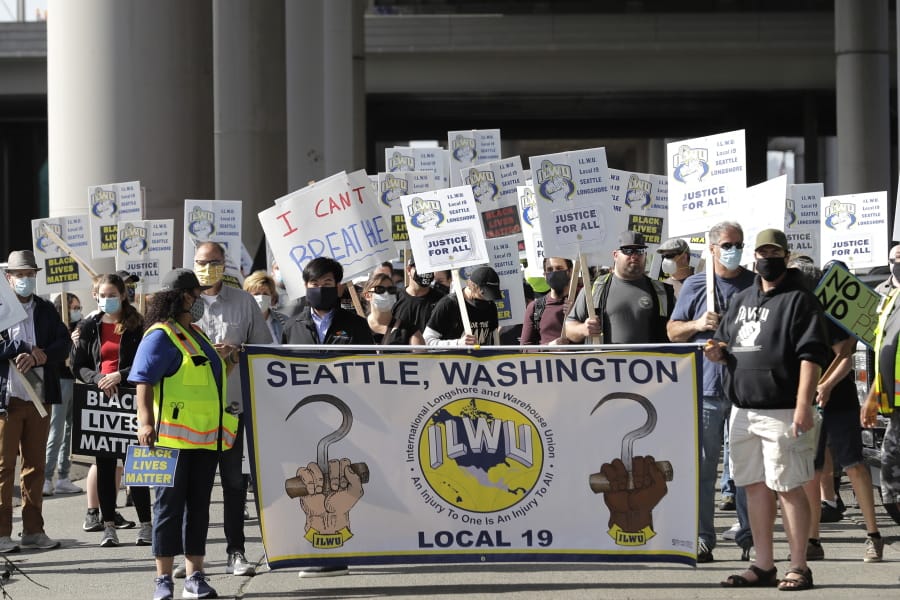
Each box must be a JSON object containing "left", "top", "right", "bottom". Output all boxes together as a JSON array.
[{"left": 195, "top": 263, "right": 225, "bottom": 286}]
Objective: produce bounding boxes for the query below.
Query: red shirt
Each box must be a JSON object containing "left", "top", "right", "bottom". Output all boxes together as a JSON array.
[{"left": 99, "top": 321, "right": 121, "bottom": 374}]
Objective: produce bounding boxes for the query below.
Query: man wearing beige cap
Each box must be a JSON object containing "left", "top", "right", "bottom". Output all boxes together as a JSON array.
[
  {"left": 0, "top": 250, "right": 69, "bottom": 552},
  {"left": 657, "top": 237, "right": 693, "bottom": 298},
  {"left": 705, "top": 229, "right": 828, "bottom": 590}
]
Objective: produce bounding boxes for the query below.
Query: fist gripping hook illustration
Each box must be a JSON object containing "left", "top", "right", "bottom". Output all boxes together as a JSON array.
[
  {"left": 283, "top": 394, "right": 369, "bottom": 549},
  {"left": 588, "top": 392, "right": 673, "bottom": 546}
]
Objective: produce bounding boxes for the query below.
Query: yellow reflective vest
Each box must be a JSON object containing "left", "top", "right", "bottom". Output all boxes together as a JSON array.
[
  {"left": 874, "top": 288, "right": 900, "bottom": 414},
  {"left": 146, "top": 320, "right": 237, "bottom": 450}
]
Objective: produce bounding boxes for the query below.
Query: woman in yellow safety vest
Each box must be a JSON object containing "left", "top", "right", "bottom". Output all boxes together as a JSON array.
[{"left": 129, "top": 268, "right": 237, "bottom": 600}]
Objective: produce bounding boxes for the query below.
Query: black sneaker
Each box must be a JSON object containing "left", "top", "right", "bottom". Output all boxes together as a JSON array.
[
  {"left": 113, "top": 512, "right": 136, "bottom": 529},
  {"left": 697, "top": 540, "right": 714, "bottom": 563},
  {"left": 820, "top": 502, "right": 843, "bottom": 523},
  {"left": 718, "top": 497, "right": 736, "bottom": 511}
]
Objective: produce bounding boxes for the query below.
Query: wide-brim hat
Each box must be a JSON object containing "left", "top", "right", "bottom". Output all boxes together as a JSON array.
[{"left": 5, "top": 250, "right": 41, "bottom": 271}]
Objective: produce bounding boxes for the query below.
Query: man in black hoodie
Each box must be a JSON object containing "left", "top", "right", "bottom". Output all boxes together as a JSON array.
[{"left": 705, "top": 229, "right": 828, "bottom": 591}]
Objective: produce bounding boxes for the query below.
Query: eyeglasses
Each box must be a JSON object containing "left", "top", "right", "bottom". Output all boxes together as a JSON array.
[
  {"left": 715, "top": 242, "right": 744, "bottom": 251},
  {"left": 660, "top": 253, "right": 679, "bottom": 260},
  {"left": 618, "top": 247, "right": 646, "bottom": 256},
  {"left": 370, "top": 285, "right": 398, "bottom": 295},
  {"left": 194, "top": 259, "right": 224, "bottom": 267}
]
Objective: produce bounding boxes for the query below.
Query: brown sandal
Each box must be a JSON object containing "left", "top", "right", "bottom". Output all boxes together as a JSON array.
[
  {"left": 721, "top": 564, "right": 778, "bottom": 587},
  {"left": 778, "top": 567, "right": 814, "bottom": 591}
]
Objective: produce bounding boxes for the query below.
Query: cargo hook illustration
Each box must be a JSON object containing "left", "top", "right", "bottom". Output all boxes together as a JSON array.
[
  {"left": 283, "top": 394, "right": 368, "bottom": 549},
  {"left": 589, "top": 392, "right": 673, "bottom": 546}
]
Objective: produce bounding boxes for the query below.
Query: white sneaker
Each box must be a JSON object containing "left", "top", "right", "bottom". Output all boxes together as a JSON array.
[
  {"left": 722, "top": 522, "right": 740, "bottom": 541},
  {"left": 54, "top": 478, "right": 83, "bottom": 494},
  {"left": 42, "top": 479, "right": 54, "bottom": 497},
  {"left": 173, "top": 560, "right": 209, "bottom": 579},
  {"left": 0, "top": 536, "right": 19, "bottom": 553}
]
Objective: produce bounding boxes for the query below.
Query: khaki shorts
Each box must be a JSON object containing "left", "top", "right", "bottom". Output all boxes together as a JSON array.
[{"left": 728, "top": 407, "right": 819, "bottom": 492}]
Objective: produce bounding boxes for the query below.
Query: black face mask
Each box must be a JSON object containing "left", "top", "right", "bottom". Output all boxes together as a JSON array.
[
  {"left": 306, "top": 286, "right": 338, "bottom": 311},
  {"left": 892, "top": 263, "right": 900, "bottom": 282},
  {"left": 756, "top": 257, "right": 787, "bottom": 282},
  {"left": 433, "top": 282, "right": 450, "bottom": 295},
  {"left": 545, "top": 270, "right": 570, "bottom": 294},
  {"left": 413, "top": 272, "right": 434, "bottom": 287}
]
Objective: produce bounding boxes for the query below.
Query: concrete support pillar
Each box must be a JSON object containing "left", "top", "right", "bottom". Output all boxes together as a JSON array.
[
  {"left": 286, "top": 0, "right": 325, "bottom": 191},
  {"left": 835, "top": 0, "right": 890, "bottom": 195},
  {"left": 47, "top": 0, "right": 214, "bottom": 260},
  {"left": 213, "top": 0, "right": 286, "bottom": 256},
  {"left": 323, "top": 0, "right": 366, "bottom": 174}
]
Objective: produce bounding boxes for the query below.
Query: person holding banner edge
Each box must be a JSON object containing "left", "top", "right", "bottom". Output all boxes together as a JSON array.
[
  {"left": 0, "top": 250, "right": 69, "bottom": 553},
  {"left": 71, "top": 273, "right": 152, "bottom": 548},
  {"left": 130, "top": 268, "right": 236, "bottom": 600},
  {"left": 666, "top": 221, "right": 756, "bottom": 564},
  {"left": 423, "top": 266, "right": 501, "bottom": 346}
]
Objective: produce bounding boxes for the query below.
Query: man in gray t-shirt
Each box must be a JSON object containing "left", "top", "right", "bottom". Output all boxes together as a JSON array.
[{"left": 563, "top": 231, "right": 674, "bottom": 344}]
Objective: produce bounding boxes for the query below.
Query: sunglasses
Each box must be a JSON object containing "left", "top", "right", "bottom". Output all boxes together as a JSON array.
[
  {"left": 370, "top": 285, "right": 398, "bottom": 295},
  {"left": 618, "top": 247, "right": 646, "bottom": 256},
  {"left": 715, "top": 242, "right": 744, "bottom": 250}
]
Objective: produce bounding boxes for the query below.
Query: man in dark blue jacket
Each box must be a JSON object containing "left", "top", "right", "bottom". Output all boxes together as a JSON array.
[{"left": 0, "top": 250, "right": 69, "bottom": 552}]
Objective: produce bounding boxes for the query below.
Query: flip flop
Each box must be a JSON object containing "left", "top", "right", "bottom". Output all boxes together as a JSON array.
[
  {"left": 778, "top": 567, "right": 814, "bottom": 591},
  {"left": 721, "top": 564, "right": 778, "bottom": 587}
]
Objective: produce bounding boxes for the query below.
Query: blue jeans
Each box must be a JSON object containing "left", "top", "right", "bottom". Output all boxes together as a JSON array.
[
  {"left": 733, "top": 485, "right": 753, "bottom": 550},
  {"left": 720, "top": 416, "right": 736, "bottom": 498},
  {"left": 45, "top": 378, "right": 74, "bottom": 481},
  {"left": 699, "top": 395, "right": 730, "bottom": 549},
  {"left": 152, "top": 448, "right": 219, "bottom": 557}
]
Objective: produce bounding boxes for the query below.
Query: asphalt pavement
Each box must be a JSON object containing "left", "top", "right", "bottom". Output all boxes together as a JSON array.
[{"left": 3, "top": 456, "right": 899, "bottom": 599}]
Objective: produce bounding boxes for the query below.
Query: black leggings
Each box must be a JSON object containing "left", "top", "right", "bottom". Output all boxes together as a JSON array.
[{"left": 97, "top": 455, "right": 151, "bottom": 524}]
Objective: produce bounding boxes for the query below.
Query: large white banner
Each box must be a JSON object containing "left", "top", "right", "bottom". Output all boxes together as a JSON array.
[
  {"left": 819, "top": 191, "right": 888, "bottom": 270},
  {"left": 666, "top": 130, "right": 746, "bottom": 237},
  {"left": 448, "top": 129, "right": 502, "bottom": 187},
  {"left": 242, "top": 347, "right": 701, "bottom": 568},
  {"left": 116, "top": 219, "right": 175, "bottom": 292},
  {"left": 259, "top": 171, "right": 394, "bottom": 299},
  {"left": 785, "top": 183, "right": 823, "bottom": 260},
  {"left": 400, "top": 185, "right": 489, "bottom": 272},
  {"left": 31, "top": 215, "right": 92, "bottom": 294},
  {"left": 182, "top": 200, "right": 244, "bottom": 288},
  {"left": 463, "top": 156, "right": 526, "bottom": 240},
  {"left": 528, "top": 147, "right": 614, "bottom": 259},
  {"left": 87, "top": 181, "right": 143, "bottom": 259}
]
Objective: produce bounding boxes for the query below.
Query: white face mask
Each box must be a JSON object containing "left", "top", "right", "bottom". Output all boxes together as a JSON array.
[
  {"left": 661, "top": 258, "right": 678, "bottom": 275},
  {"left": 254, "top": 294, "right": 271, "bottom": 312},
  {"left": 372, "top": 292, "right": 397, "bottom": 311}
]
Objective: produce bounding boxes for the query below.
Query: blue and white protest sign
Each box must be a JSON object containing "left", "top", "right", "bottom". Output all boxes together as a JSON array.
[
  {"left": 463, "top": 156, "right": 526, "bottom": 239},
  {"left": 517, "top": 183, "right": 544, "bottom": 278},
  {"left": 385, "top": 146, "right": 450, "bottom": 189},
  {"left": 87, "top": 180, "right": 143, "bottom": 259},
  {"left": 260, "top": 170, "right": 394, "bottom": 299},
  {"left": 666, "top": 130, "right": 746, "bottom": 237},
  {"left": 377, "top": 171, "right": 438, "bottom": 246},
  {"left": 448, "top": 129, "right": 502, "bottom": 187},
  {"left": 819, "top": 191, "right": 888, "bottom": 270},
  {"left": 528, "top": 147, "right": 614, "bottom": 259},
  {"left": 401, "top": 185, "right": 489, "bottom": 272},
  {"left": 31, "top": 215, "right": 92, "bottom": 294},
  {"left": 116, "top": 219, "right": 174, "bottom": 292},
  {"left": 124, "top": 446, "right": 179, "bottom": 488},
  {"left": 786, "top": 183, "right": 823, "bottom": 260},
  {"left": 183, "top": 200, "right": 244, "bottom": 288}
]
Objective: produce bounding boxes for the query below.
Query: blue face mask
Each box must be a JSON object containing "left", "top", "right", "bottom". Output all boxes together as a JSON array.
[
  {"left": 98, "top": 297, "right": 121, "bottom": 314},
  {"left": 718, "top": 247, "right": 743, "bottom": 270},
  {"left": 13, "top": 276, "right": 36, "bottom": 297}
]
